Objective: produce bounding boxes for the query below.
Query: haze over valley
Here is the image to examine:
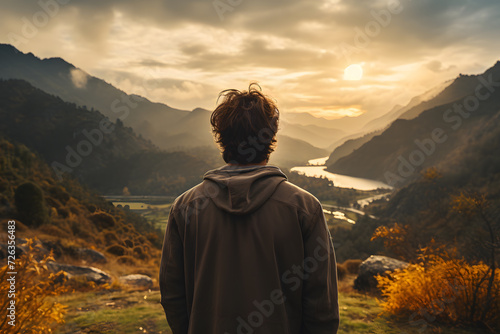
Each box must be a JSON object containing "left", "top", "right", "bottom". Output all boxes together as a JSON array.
[{"left": 1, "top": 0, "right": 500, "bottom": 332}]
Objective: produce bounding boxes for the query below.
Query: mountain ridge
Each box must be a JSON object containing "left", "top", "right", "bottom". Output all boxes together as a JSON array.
[{"left": 326, "top": 59, "right": 500, "bottom": 186}]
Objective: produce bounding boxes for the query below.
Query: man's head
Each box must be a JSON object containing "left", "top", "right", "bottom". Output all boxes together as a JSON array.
[{"left": 210, "top": 83, "right": 279, "bottom": 165}]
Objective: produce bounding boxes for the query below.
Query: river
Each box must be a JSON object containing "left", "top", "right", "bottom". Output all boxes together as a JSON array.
[{"left": 290, "top": 156, "right": 393, "bottom": 191}]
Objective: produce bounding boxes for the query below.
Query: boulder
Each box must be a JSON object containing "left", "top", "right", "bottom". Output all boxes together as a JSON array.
[
  {"left": 119, "top": 274, "right": 153, "bottom": 289},
  {"left": 354, "top": 255, "right": 408, "bottom": 292},
  {"left": 77, "top": 248, "right": 107, "bottom": 264},
  {"left": 46, "top": 262, "right": 111, "bottom": 285}
]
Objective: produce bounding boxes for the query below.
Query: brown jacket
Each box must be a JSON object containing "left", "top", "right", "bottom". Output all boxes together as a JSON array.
[{"left": 160, "top": 164, "right": 339, "bottom": 334}]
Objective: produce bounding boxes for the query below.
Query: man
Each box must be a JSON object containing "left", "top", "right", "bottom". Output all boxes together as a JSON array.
[{"left": 160, "top": 83, "right": 339, "bottom": 334}]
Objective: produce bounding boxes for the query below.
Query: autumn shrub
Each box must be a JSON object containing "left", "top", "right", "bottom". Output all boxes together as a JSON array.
[
  {"left": 48, "top": 185, "right": 70, "bottom": 204},
  {"left": 343, "top": 259, "right": 362, "bottom": 275},
  {"left": 337, "top": 263, "right": 347, "bottom": 281},
  {"left": 377, "top": 249, "right": 500, "bottom": 330},
  {"left": 57, "top": 206, "right": 70, "bottom": 218},
  {"left": 117, "top": 255, "right": 136, "bottom": 266},
  {"left": 64, "top": 276, "right": 98, "bottom": 292},
  {"left": 106, "top": 244, "right": 126, "bottom": 256},
  {"left": 145, "top": 231, "right": 161, "bottom": 248},
  {"left": 371, "top": 223, "right": 415, "bottom": 261},
  {"left": 37, "top": 224, "right": 71, "bottom": 239},
  {"left": 102, "top": 230, "right": 120, "bottom": 245},
  {"left": 0, "top": 239, "right": 68, "bottom": 333},
  {"left": 89, "top": 211, "right": 116, "bottom": 230},
  {"left": 133, "top": 246, "right": 147, "bottom": 260},
  {"left": 124, "top": 238, "right": 134, "bottom": 248}
]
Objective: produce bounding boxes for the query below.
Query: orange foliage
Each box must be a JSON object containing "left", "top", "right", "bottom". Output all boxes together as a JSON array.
[
  {"left": 377, "top": 248, "right": 500, "bottom": 331},
  {"left": 451, "top": 191, "right": 488, "bottom": 217},
  {"left": 421, "top": 167, "right": 442, "bottom": 181},
  {"left": 371, "top": 223, "right": 412, "bottom": 260},
  {"left": 0, "top": 239, "right": 68, "bottom": 333}
]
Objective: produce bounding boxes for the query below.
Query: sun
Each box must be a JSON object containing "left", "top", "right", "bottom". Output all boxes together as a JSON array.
[{"left": 343, "top": 64, "right": 363, "bottom": 81}]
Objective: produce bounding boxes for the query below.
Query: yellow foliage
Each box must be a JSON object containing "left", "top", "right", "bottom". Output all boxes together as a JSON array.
[
  {"left": 451, "top": 191, "right": 487, "bottom": 217},
  {"left": 0, "top": 238, "right": 68, "bottom": 333},
  {"left": 421, "top": 167, "right": 442, "bottom": 181},
  {"left": 377, "top": 249, "right": 500, "bottom": 330},
  {"left": 371, "top": 223, "right": 412, "bottom": 259}
]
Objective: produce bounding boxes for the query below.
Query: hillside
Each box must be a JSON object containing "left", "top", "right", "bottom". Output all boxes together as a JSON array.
[
  {"left": 325, "top": 129, "right": 383, "bottom": 166},
  {"left": 398, "top": 74, "right": 489, "bottom": 120},
  {"left": 0, "top": 136, "right": 162, "bottom": 266},
  {"left": 0, "top": 79, "right": 215, "bottom": 195},
  {"left": 362, "top": 80, "right": 453, "bottom": 132},
  {"left": 279, "top": 121, "right": 346, "bottom": 149},
  {"left": 0, "top": 44, "right": 190, "bottom": 150},
  {"left": 269, "top": 135, "right": 329, "bottom": 166},
  {"left": 0, "top": 44, "right": 341, "bottom": 164},
  {"left": 327, "top": 60, "right": 500, "bottom": 186}
]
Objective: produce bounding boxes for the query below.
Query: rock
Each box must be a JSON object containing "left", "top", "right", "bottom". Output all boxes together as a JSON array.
[
  {"left": 119, "top": 274, "right": 153, "bottom": 288},
  {"left": 77, "top": 248, "right": 107, "bottom": 264},
  {"left": 46, "top": 262, "right": 112, "bottom": 285},
  {"left": 354, "top": 255, "right": 409, "bottom": 292}
]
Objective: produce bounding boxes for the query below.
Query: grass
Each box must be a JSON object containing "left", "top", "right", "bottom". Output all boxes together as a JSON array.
[
  {"left": 54, "top": 289, "right": 171, "bottom": 334},
  {"left": 52, "top": 279, "right": 486, "bottom": 334},
  {"left": 141, "top": 204, "right": 172, "bottom": 234},
  {"left": 338, "top": 293, "right": 487, "bottom": 334}
]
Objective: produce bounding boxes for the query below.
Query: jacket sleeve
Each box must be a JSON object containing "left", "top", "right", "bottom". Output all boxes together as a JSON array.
[
  {"left": 301, "top": 204, "right": 340, "bottom": 333},
  {"left": 159, "top": 206, "right": 189, "bottom": 334}
]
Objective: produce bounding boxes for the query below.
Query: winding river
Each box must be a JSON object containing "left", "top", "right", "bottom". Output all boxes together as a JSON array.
[{"left": 291, "top": 156, "right": 393, "bottom": 191}]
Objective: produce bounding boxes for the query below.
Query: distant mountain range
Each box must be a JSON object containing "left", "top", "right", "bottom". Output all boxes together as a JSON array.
[
  {"left": 326, "top": 60, "right": 500, "bottom": 187},
  {"left": 0, "top": 79, "right": 213, "bottom": 195},
  {"left": 3, "top": 43, "right": 498, "bottom": 197},
  {"left": 0, "top": 44, "right": 334, "bottom": 166}
]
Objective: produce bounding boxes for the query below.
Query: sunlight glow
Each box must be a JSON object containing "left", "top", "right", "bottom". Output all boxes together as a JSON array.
[{"left": 343, "top": 64, "right": 363, "bottom": 81}]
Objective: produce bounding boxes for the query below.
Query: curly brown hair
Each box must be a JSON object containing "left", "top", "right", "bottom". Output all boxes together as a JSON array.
[{"left": 210, "top": 83, "right": 279, "bottom": 164}]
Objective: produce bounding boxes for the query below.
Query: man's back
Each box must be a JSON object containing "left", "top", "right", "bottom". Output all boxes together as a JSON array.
[{"left": 160, "top": 164, "right": 339, "bottom": 333}]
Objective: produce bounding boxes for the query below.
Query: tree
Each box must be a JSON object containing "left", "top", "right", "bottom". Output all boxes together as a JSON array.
[
  {"left": 14, "top": 182, "right": 48, "bottom": 227},
  {"left": 451, "top": 191, "right": 499, "bottom": 323}
]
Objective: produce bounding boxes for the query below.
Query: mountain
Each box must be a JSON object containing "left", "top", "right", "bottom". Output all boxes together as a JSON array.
[
  {"left": 324, "top": 75, "right": 462, "bottom": 172},
  {"left": 326, "top": 60, "right": 500, "bottom": 187},
  {"left": 362, "top": 80, "right": 452, "bottom": 132},
  {"left": 0, "top": 79, "right": 215, "bottom": 195},
  {"left": 398, "top": 75, "right": 486, "bottom": 120},
  {"left": 279, "top": 121, "right": 346, "bottom": 149},
  {"left": 0, "top": 44, "right": 333, "bottom": 164},
  {"left": 325, "top": 129, "right": 383, "bottom": 166},
  {"left": 0, "top": 44, "right": 192, "bottom": 150},
  {"left": 282, "top": 112, "right": 366, "bottom": 133},
  {"left": 270, "top": 135, "right": 329, "bottom": 166}
]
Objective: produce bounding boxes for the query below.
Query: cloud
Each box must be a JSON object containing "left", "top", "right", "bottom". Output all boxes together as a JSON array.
[
  {"left": 69, "top": 68, "right": 89, "bottom": 88},
  {"left": 425, "top": 60, "right": 456, "bottom": 73},
  {"left": 1, "top": 0, "right": 500, "bottom": 121}
]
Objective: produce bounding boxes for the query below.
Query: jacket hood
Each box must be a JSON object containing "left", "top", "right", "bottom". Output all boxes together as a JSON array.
[{"left": 203, "top": 165, "right": 287, "bottom": 215}]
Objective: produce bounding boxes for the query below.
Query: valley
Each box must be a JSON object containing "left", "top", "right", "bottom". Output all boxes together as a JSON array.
[{"left": 0, "top": 43, "right": 499, "bottom": 333}]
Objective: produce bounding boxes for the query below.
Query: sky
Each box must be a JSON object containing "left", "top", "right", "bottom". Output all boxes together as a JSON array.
[{"left": 1, "top": 0, "right": 500, "bottom": 121}]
